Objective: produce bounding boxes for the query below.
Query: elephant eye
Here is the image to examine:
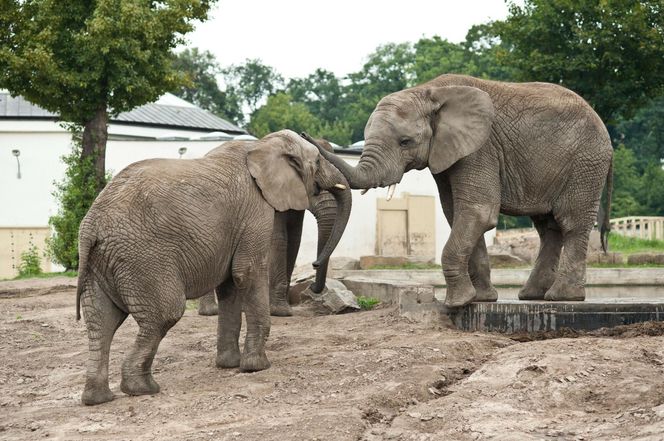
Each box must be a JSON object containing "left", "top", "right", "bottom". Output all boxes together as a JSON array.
[{"left": 399, "top": 137, "right": 412, "bottom": 147}]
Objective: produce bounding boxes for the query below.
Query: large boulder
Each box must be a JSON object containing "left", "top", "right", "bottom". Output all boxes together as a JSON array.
[{"left": 300, "top": 279, "right": 360, "bottom": 314}]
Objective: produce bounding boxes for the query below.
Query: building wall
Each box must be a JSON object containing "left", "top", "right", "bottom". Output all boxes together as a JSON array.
[{"left": 1, "top": 120, "right": 494, "bottom": 275}]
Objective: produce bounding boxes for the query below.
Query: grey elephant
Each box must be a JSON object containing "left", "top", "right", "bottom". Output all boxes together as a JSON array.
[
  {"left": 76, "top": 130, "right": 351, "bottom": 405},
  {"left": 313, "top": 74, "right": 613, "bottom": 307},
  {"left": 197, "top": 139, "right": 340, "bottom": 317}
]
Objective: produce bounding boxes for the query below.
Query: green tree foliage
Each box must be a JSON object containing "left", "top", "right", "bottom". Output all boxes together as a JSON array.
[
  {"left": 490, "top": 0, "right": 664, "bottom": 123},
  {"left": 611, "top": 145, "right": 643, "bottom": 217},
  {"left": 344, "top": 43, "right": 416, "bottom": 141},
  {"left": 248, "top": 92, "right": 352, "bottom": 145},
  {"left": 287, "top": 69, "right": 347, "bottom": 126},
  {"left": 171, "top": 48, "right": 242, "bottom": 123},
  {"left": 223, "top": 59, "right": 284, "bottom": 124},
  {"left": 0, "top": 0, "right": 215, "bottom": 268},
  {"left": 616, "top": 97, "right": 664, "bottom": 172}
]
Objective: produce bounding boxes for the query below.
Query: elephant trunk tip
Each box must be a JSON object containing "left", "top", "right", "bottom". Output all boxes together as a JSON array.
[{"left": 312, "top": 260, "right": 321, "bottom": 269}]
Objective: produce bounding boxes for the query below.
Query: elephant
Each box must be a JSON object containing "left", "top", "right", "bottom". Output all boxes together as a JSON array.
[
  {"left": 311, "top": 73, "right": 613, "bottom": 308},
  {"left": 197, "top": 139, "right": 339, "bottom": 317},
  {"left": 75, "top": 129, "right": 351, "bottom": 405}
]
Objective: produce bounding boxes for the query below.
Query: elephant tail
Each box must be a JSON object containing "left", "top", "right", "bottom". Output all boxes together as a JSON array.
[
  {"left": 76, "top": 231, "right": 96, "bottom": 321},
  {"left": 598, "top": 159, "right": 613, "bottom": 254}
]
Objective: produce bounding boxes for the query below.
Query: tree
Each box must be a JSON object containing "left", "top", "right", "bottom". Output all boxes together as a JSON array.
[
  {"left": 490, "top": 0, "right": 664, "bottom": 123},
  {"left": 287, "top": 68, "right": 347, "bottom": 126},
  {"left": 223, "top": 59, "right": 284, "bottom": 124},
  {"left": 171, "top": 48, "right": 242, "bottom": 124},
  {"left": 616, "top": 96, "right": 664, "bottom": 173},
  {"left": 0, "top": 0, "right": 216, "bottom": 193},
  {"left": 344, "top": 43, "right": 416, "bottom": 141},
  {"left": 0, "top": 0, "right": 216, "bottom": 269},
  {"left": 248, "top": 93, "right": 321, "bottom": 139},
  {"left": 611, "top": 145, "right": 644, "bottom": 217}
]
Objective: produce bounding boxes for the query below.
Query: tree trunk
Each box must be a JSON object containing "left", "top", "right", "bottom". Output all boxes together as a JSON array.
[{"left": 81, "top": 106, "right": 109, "bottom": 194}]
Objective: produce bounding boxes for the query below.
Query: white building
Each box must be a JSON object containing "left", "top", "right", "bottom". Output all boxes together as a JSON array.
[{"left": 1, "top": 91, "right": 491, "bottom": 278}]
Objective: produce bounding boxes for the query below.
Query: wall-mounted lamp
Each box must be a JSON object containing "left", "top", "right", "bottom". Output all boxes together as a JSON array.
[
  {"left": 12, "top": 149, "right": 21, "bottom": 179},
  {"left": 178, "top": 147, "right": 187, "bottom": 158}
]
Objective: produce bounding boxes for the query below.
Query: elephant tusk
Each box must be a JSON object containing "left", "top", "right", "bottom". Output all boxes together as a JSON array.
[
  {"left": 360, "top": 189, "right": 369, "bottom": 195},
  {"left": 386, "top": 184, "right": 396, "bottom": 201},
  {"left": 334, "top": 183, "right": 347, "bottom": 190}
]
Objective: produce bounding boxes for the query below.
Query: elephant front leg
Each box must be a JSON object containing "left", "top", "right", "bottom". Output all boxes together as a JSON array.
[
  {"left": 269, "top": 212, "right": 294, "bottom": 317},
  {"left": 442, "top": 204, "right": 499, "bottom": 308}
]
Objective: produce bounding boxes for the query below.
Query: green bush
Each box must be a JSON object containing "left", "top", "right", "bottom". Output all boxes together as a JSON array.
[
  {"left": 18, "top": 242, "right": 42, "bottom": 278},
  {"left": 47, "top": 133, "right": 107, "bottom": 271}
]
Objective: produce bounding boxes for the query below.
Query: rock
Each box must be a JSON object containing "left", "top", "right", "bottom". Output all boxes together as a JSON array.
[
  {"left": 586, "top": 252, "right": 624, "bottom": 264},
  {"left": 359, "top": 255, "right": 407, "bottom": 269},
  {"left": 627, "top": 253, "right": 664, "bottom": 265},
  {"left": 329, "top": 257, "right": 360, "bottom": 270},
  {"left": 288, "top": 279, "right": 312, "bottom": 305},
  {"left": 488, "top": 253, "right": 527, "bottom": 268},
  {"left": 301, "top": 279, "right": 360, "bottom": 314}
]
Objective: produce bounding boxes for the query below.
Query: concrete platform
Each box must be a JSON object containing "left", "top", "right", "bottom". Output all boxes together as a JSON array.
[
  {"left": 450, "top": 300, "right": 664, "bottom": 333},
  {"left": 338, "top": 269, "right": 664, "bottom": 333}
]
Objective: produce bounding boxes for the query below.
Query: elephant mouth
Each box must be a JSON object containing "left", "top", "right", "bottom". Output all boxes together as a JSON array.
[{"left": 360, "top": 183, "right": 397, "bottom": 201}]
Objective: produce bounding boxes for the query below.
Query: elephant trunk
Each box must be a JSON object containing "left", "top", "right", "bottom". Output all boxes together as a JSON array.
[
  {"left": 302, "top": 132, "right": 377, "bottom": 190},
  {"left": 311, "top": 158, "right": 352, "bottom": 271},
  {"left": 309, "top": 191, "right": 337, "bottom": 293}
]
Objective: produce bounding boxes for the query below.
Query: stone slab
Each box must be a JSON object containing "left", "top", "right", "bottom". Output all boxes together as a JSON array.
[{"left": 336, "top": 268, "right": 664, "bottom": 286}]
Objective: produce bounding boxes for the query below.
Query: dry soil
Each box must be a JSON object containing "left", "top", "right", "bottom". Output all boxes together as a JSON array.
[{"left": 2, "top": 280, "right": 664, "bottom": 440}]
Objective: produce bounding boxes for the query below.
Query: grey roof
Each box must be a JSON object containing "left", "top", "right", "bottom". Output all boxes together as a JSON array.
[{"left": 0, "top": 91, "right": 245, "bottom": 134}]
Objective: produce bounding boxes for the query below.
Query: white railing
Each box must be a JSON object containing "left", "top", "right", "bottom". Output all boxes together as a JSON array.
[{"left": 609, "top": 217, "right": 664, "bottom": 241}]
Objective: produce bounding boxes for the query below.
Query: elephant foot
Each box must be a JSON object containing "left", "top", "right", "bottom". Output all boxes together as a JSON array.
[
  {"left": 216, "top": 349, "right": 241, "bottom": 369},
  {"left": 197, "top": 293, "right": 219, "bottom": 316},
  {"left": 197, "top": 302, "right": 219, "bottom": 316},
  {"left": 518, "top": 285, "right": 548, "bottom": 300},
  {"left": 270, "top": 302, "right": 293, "bottom": 317},
  {"left": 82, "top": 381, "right": 114, "bottom": 406},
  {"left": 120, "top": 373, "right": 160, "bottom": 396},
  {"left": 544, "top": 280, "right": 585, "bottom": 301},
  {"left": 473, "top": 285, "right": 498, "bottom": 302},
  {"left": 443, "top": 277, "right": 476, "bottom": 308},
  {"left": 239, "top": 352, "right": 271, "bottom": 372}
]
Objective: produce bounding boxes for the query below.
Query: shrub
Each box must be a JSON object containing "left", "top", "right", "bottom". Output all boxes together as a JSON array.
[
  {"left": 47, "top": 130, "right": 107, "bottom": 271},
  {"left": 18, "top": 241, "right": 42, "bottom": 278}
]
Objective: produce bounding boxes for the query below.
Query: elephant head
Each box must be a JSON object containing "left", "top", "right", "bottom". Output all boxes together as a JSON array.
[
  {"left": 247, "top": 130, "right": 352, "bottom": 269},
  {"left": 312, "top": 86, "right": 495, "bottom": 193}
]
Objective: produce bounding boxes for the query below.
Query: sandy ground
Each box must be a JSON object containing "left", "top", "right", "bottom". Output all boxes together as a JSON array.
[{"left": 2, "top": 280, "right": 664, "bottom": 440}]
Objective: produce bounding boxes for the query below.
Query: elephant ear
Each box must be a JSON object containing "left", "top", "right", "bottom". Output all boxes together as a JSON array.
[
  {"left": 247, "top": 138, "right": 309, "bottom": 212},
  {"left": 426, "top": 85, "right": 495, "bottom": 174}
]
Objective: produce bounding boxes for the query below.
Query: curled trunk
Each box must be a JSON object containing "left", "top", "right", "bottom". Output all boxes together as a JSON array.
[{"left": 309, "top": 192, "right": 336, "bottom": 293}]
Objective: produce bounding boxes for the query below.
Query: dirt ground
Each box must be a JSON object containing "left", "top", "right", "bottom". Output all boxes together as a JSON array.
[{"left": 2, "top": 280, "right": 664, "bottom": 440}]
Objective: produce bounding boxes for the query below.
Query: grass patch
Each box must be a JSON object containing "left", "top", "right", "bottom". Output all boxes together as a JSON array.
[
  {"left": 369, "top": 262, "right": 441, "bottom": 270},
  {"left": 357, "top": 296, "right": 380, "bottom": 310},
  {"left": 608, "top": 233, "right": 664, "bottom": 255},
  {"left": 9, "top": 271, "right": 77, "bottom": 281},
  {"left": 186, "top": 300, "right": 199, "bottom": 311}
]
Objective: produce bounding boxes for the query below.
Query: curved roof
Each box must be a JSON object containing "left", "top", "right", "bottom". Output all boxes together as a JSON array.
[{"left": 0, "top": 91, "right": 246, "bottom": 134}]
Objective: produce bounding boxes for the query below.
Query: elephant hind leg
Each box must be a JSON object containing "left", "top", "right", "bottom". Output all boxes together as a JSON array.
[
  {"left": 544, "top": 224, "right": 591, "bottom": 301},
  {"left": 120, "top": 286, "right": 185, "bottom": 397},
  {"left": 519, "top": 214, "right": 563, "bottom": 300},
  {"left": 81, "top": 281, "right": 127, "bottom": 406},
  {"left": 468, "top": 237, "right": 498, "bottom": 302}
]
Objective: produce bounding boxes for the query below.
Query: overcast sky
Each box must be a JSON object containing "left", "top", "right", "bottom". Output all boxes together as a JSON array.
[{"left": 185, "top": 0, "right": 513, "bottom": 80}]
